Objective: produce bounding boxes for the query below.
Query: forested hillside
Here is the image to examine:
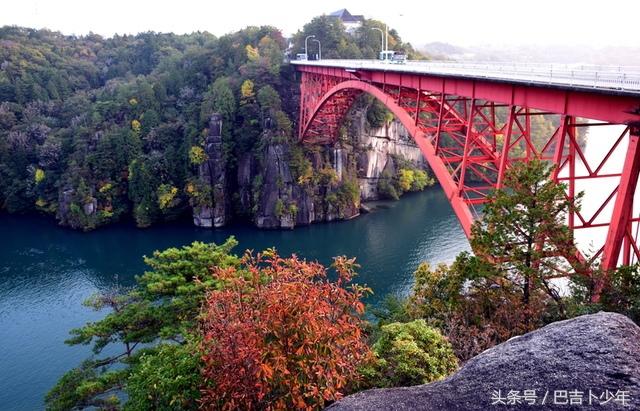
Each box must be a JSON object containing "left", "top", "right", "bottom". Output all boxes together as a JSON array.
[
  {"left": 0, "top": 17, "right": 429, "bottom": 230},
  {"left": 0, "top": 25, "right": 288, "bottom": 229}
]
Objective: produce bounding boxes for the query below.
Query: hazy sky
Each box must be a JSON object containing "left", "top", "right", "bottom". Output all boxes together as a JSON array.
[{"left": 2, "top": 0, "right": 639, "bottom": 48}]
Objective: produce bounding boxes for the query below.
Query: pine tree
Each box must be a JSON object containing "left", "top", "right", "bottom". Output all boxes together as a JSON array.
[{"left": 471, "top": 160, "right": 586, "bottom": 314}]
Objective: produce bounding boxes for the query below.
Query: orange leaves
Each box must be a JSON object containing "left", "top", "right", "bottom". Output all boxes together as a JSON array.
[
  {"left": 260, "top": 363, "right": 274, "bottom": 379},
  {"left": 198, "top": 252, "right": 372, "bottom": 410}
]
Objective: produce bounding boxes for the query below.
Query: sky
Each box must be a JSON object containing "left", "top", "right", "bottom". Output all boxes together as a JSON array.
[{"left": 2, "top": 0, "right": 639, "bottom": 48}]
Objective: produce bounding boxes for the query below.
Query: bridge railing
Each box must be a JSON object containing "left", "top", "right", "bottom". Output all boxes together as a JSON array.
[{"left": 291, "top": 60, "right": 640, "bottom": 94}]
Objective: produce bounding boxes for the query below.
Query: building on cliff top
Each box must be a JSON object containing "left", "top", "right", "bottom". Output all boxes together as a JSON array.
[{"left": 329, "top": 9, "right": 364, "bottom": 33}]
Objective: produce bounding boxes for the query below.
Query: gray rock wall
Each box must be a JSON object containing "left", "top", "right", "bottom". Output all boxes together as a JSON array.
[
  {"left": 193, "top": 114, "right": 228, "bottom": 228},
  {"left": 193, "top": 110, "right": 429, "bottom": 229},
  {"left": 353, "top": 117, "right": 426, "bottom": 200}
]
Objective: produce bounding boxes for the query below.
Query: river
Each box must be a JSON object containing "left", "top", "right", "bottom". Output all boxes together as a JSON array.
[{"left": 0, "top": 188, "right": 470, "bottom": 410}]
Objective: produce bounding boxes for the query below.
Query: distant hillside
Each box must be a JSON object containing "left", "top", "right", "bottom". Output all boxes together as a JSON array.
[
  {"left": 417, "top": 42, "right": 467, "bottom": 60},
  {"left": 419, "top": 42, "right": 640, "bottom": 66}
]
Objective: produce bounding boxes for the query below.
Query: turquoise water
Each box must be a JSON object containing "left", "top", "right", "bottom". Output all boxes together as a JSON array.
[{"left": 0, "top": 188, "right": 470, "bottom": 410}]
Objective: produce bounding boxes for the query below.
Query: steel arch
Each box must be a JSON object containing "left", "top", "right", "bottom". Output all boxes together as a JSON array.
[{"left": 300, "top": 79, "right": 476, "bottom": 235}]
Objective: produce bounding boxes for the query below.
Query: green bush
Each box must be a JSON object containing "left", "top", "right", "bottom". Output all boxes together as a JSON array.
[
  {"left": 288, "top": 145, "right": 313, "bottom": 185},
  {"left": 188, "top": 146, "right": 207, "bottom": 165},
  {"left": 125, "top": 344, "right": 202, "bottom": 411},
  {"left": 361, "top": 319, "right": 458, "bottom": 388},
  {"left": 398, "top": 168, "right": 433, "bottom": 194},
  {"left": 397, "top": 169, "right": 412, "bottom": 192},
  {"left": 377, "top": 177, "right": 399, "bottom": 200},
  {"left": 337, "top": 179, "right": 361, "bottom": 206},
  {"left": 274, "top": 198, "right": 285, "bottom": 217},
  {"left": 366, "top": 98, "right": 391, "bottom": 128},
  {"left": 412, "top": 169, "right": 433, "bottom": 191}
]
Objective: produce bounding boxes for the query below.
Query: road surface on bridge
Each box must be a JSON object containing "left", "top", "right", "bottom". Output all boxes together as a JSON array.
[{"left": 291, "top": 60, "right": 640, "bottom": 97}]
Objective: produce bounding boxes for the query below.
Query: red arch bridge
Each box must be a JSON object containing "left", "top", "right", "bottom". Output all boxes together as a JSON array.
[{"left": 292, "top": 59, "right": 640, "bottom": 278}]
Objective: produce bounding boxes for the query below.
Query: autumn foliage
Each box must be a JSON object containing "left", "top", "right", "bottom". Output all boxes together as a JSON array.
[{"left": 199, "top": 251, "right": 372, "bottom": 410}]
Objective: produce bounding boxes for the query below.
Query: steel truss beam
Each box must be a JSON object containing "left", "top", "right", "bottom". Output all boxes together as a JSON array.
[{"left": 296, "top": 66, "right": 640, "bottom": 297}]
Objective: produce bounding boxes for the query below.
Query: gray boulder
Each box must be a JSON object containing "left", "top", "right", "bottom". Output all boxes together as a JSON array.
[{"left": 329, "top": 312, "right": 640, "bottom": 410}]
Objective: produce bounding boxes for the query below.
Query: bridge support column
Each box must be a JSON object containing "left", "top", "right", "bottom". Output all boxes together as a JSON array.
[
  {"left": 458, "top": 98, "right": 476, "bottom": 193},
  {"left": 599, "top": 125, "right": 640, "bottom": 299},
  {"left": 497, "top": 105, "right": 516, "bottom": 188}
]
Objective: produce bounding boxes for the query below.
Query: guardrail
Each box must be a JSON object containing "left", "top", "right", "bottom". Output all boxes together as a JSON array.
[{"left": 290, "top": 59, "right": 640, "bottom": 94}]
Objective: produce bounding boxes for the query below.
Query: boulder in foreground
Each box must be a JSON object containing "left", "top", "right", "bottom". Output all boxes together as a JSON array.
[{"left": 329, "top": 312, "right": 640, "bottom": 410}]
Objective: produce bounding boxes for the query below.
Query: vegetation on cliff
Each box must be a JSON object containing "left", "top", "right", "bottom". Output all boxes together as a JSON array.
[
  {"left": 46, "top": 239, "right": 239, "bottom": 409},
  {"left": 290, "top": 15, "right": 423, "bottom": 60},
  {"left": 0, "top": 16, "right": 433, "bottom": 231},
  {"left": 359, "top": 319, "right": 458, "bottom": 388},
  {"left": 0, "top": 25, "right": 293, "bottom": 229},
  {"left": 199, "top": 252, "right": 371, "bottom": 409}
]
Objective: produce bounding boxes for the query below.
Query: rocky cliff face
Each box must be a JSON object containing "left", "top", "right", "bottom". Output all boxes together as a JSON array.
[
  {"left": 57, "top": 187, "right": 99, "bottom": 230},
  {"left": 328, "top": 312, "right": 640, "bottom": 410},
  {"left": 193, "top": 114, "right": 228, "bottom": 228},
  {"left": 348, "top": 109, "right": 425, "bottom": 200},
  {"left": 194, "top": 108, "right": 429, "bottom": 229},
  {"left": 253, "top": 143, "right": 296, "bottom": 229},
  {"left": 249, "top": 137, "right": 359, "bottom": 229}
]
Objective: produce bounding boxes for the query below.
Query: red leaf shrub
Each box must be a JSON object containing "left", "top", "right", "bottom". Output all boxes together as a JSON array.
[{"left": 199, "top": 250, "right": 372, "bottom": 410}]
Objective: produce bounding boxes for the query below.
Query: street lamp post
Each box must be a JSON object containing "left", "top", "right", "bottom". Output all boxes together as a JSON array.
[
  {"left": 385, "top": 24, "right": 388, "bottom": 53},
  {"left": 374, "top": 14, "right": 404, "bottom": 60},
  {"left": 372, "top": 27, "right": 384, "bottom": 56},
  {"left": 312, "top": 39, "right": 321, "bottom": 60},
  {"left": 304, "top": 35, "right": 315, "bottom": 60}
]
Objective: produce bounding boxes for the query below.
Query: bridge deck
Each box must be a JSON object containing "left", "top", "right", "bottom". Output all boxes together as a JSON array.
[{"left": 291, "top": 60, "right": 640, "bottom": 97}]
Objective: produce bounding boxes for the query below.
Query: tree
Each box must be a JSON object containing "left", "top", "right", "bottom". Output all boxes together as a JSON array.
[
  {"left": 47, "top": 239, "right": 379, "bottom": 410},
  {"left": 245, "top": 44, "right": 260, "bottom": 62},
  {"left": 292, "top": 16, "right": 355, "bottom": 60},
  {"left": 199, "top": 251, "right": 372, "bottom": 410},
  {"left": 0, "top": 21, "right": 428, "bottom": 233},
  {"left": 470, "top": 160, "right": 584, "bottom": 313},
  {"left": 156, "top": 183, "right": 179, "bottom": 211},
  {"left": 200, "top": 77, "right": 237, "bottom": 162},
  {"left": 257, "top": 35, "right": 285, "bottom": 74},
  {"left": 188, "top": 146, "right": 207, "bottom": 165},
  {"left": 569, "top": 263, "right": 640, "bottom": 325},
  {"left": 257, "top": 84, "right": 281, "bottom": 111},
  {"left": 200, "top": 77, "right": 236, "bottom": 127},
  {"left": 405, "top": 262, "right": 467, "bottom": 326},
  {"left": 34, "top": 167, "right": 45, "bottom": 184},
  {"left": 411, "top": 170, "right": 432, "bottom": 191},
  {"left": 377, "top": 171, "right": 399, "bottom": 200},
  {"left": 127, "top": 158, "right": 158, "bottom": 227},
  {"left": 441, "top": 253, "right": 549, "bottom": 361},
  {"left": 125, "top": 343, "right": 202, "bottom": 410},
  {"left": 240, "top": 79, "right": 255, "bottom": 99},
  {"left": 46, "top": 239, "right": 239, "bottom": 410},
  {"left": 398, "top": 168, "right": 415, "bottom": 192}
]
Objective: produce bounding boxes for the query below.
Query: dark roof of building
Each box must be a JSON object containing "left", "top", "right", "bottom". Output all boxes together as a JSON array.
[{"left": 329, "top": 9, "right": 364, "bottom": 23}]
